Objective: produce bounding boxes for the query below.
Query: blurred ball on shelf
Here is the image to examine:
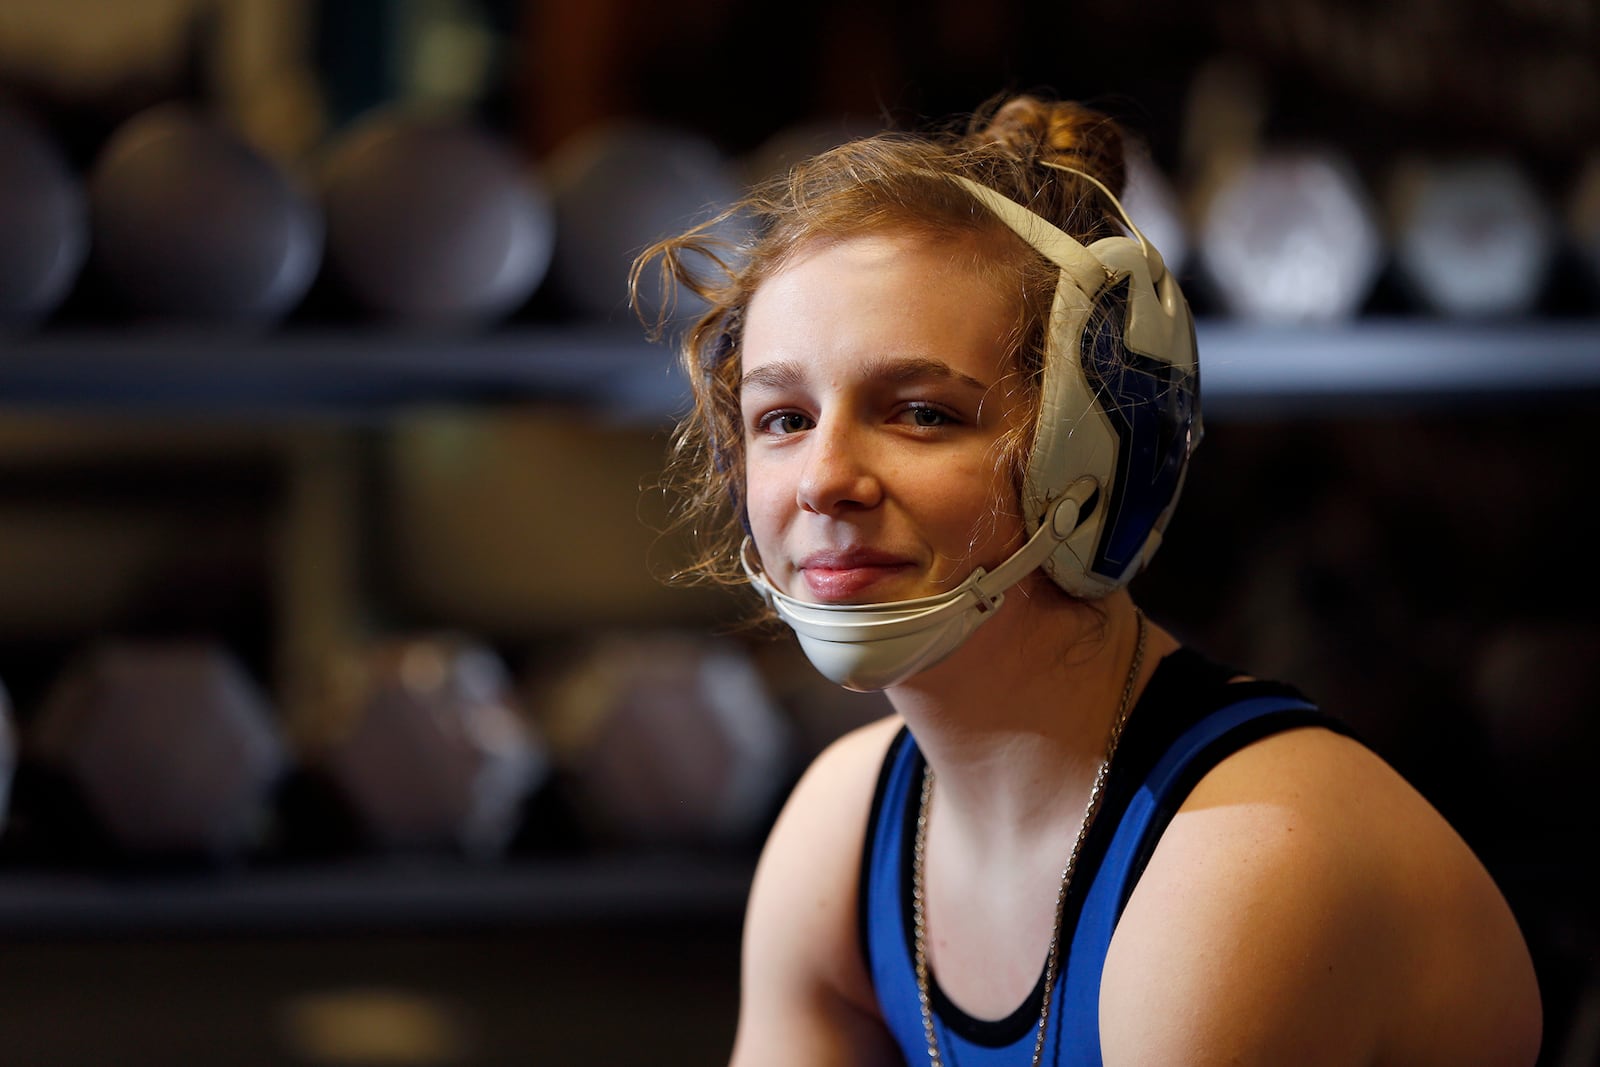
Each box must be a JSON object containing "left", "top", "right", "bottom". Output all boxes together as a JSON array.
[
  {"left": 529, "top": 632, "right": 792, "bottom": 848},
  {"left": 28, "top": 641, "right": 288, "bottom": 861},
  {"left": 320, "top": 108, "right": 555, "bottom": 328},
  {"left": 546, "top": 121, "right": 749, "bottom": 323},
  {"left": 1388, "top": 157, "right": 1555, "bottom": 318},
  {"left": 1196, "top": 149, "right": 1383, "bottom": 323},
  {"left": 87, "top": 103, "right": 324, "bottom": 324},
  {"left": 0, "top": 102, "right": 89, "bottom": 328},
  {"left": 308, "top": 635, "right": 547, "bottom": 859}
]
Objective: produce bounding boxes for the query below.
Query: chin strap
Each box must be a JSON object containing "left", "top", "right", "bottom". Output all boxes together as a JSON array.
[
  {"left": 739, "top": 477, "right": 1099, "bottom": 688},
  {"left": 954, "top": 476, "right": 1100, "bottom": 613}
]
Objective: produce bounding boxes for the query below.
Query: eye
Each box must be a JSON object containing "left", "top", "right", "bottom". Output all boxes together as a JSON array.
[
  {"left": 758, "top": 410, "right": 814, "bottom": 435},
  {"left": 904, "top": 404, "right": 956, "bottom": 428}
]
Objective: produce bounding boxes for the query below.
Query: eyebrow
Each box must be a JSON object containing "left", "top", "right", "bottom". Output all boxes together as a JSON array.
[{"left": 739, "top": 356, "right": 991, "bottom": 395}]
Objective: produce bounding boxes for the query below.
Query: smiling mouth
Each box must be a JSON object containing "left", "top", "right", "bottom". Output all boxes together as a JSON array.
[{"left": 799, "top": 562, "right": 910, "bottom": 602}]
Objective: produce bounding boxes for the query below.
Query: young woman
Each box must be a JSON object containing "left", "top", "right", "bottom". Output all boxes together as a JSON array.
[{"left": 636, "top": 94, "right": 1541, "bottom": 1066}]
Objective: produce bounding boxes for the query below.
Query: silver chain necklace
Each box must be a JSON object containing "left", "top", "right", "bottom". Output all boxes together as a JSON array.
[{"left": 911, "top": 608, "right": 1147, "bottom": 1067}]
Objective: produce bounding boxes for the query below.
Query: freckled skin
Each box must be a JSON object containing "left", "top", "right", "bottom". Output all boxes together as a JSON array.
[{"left": 740, "top": 232, "right": 1027, "bottom": 608}]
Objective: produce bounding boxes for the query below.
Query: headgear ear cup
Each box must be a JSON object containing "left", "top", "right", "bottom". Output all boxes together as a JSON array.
[
  {"left": 953, "top": 169, "right": 1201, "bottom": 599},
  {"left": 1048, "top": 234, "right": 1200, "bottom": 595}
]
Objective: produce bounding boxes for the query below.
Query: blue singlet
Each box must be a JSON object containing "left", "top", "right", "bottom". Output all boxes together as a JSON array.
[{"left": 858, "top": 648, "right": 1350, "bottom": 1066}]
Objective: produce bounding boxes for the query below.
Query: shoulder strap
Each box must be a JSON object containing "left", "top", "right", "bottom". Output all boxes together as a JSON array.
[
  {"left": 1053, "top": 693, "right": 1346, "bottom": 1063},
  {"left": 858, "top": 726, "right": 933, "bottom": 1061},
  {"left": 858, "top": 724, "right": 914, "bottom": 972}
]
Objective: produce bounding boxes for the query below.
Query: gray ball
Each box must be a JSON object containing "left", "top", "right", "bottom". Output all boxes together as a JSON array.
[
  {"left": 88, "top": 104, "right": 322, "bottom": 323},
  {"left": 547, "top": 121, "right": 749, "bottom": 323},
  {"left": 1389, "top": 157, "right": 1555, "bottom": 319},
  {"left": 1197, "top": 149, "right": 1383, "bottom": 323},
  {"left": 0, "top": 104, "right": 88, "bottom": 327},
  {"left": 321, "top": 109, "right": 555, "bottom": 327}
]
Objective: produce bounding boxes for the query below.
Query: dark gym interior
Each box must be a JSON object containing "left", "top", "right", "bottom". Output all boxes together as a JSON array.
[{"left": 1, "top": 1, "right": 1597, "bottom": 1064}]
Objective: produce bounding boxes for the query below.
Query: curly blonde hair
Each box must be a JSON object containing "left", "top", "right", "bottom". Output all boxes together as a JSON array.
[{"left": 632, "top": 94, "right": 1129, "bottom": 593}]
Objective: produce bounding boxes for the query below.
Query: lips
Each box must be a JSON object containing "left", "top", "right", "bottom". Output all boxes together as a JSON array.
[{"left": 797, "top": 549, "right": 912, "bottom": 602}]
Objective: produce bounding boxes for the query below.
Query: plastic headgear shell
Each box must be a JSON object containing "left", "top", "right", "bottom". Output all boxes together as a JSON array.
[
  {"left": 951, "top": 164, "right": 1200, "bottom": 598},
  {"left": 741, "top": 481, "right": 1098, "bottom": 691}
]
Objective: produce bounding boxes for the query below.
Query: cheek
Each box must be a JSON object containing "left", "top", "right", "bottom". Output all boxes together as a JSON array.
[
  {"left": 742, "top": 457, "right": 788, "bottom": 550},
  {"left": 958, "top": 460, "right": 1028, "bottom": 552},
  {"left": 913, "top": 462, "right": 1009, "bottom": 547}
]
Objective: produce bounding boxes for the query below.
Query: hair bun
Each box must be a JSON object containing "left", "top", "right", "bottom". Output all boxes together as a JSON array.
[{"left": 974, "top": 95, "right": 1127, "bottom": 198}]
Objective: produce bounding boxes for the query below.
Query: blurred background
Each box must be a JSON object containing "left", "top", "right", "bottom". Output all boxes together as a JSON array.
[{"left": 0, "top": 0, "right": 1597, "bottom": 1064}]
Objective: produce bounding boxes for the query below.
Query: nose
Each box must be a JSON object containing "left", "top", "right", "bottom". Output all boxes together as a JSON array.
[{"left": 796, "top": 416, "right": 883, "bottom": 515}]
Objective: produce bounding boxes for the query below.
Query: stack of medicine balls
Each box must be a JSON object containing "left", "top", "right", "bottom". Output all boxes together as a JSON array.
[
  {"left": 5, "top": 95, "right": 1600, "bottom": 332},
  {"left": 0, "top": 96, "right": 757, "bottom": 332}
]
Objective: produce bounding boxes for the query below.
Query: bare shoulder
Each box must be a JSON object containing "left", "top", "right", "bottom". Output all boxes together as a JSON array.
[
  {"left": 1101, "top": 724, "right": 1541, "bottom": 1067},
  {"left": 744, "top": 712, "right": 905, "bottom": 979},
  {"left": 728, "top": 713, "right": 905, "bottom": 1067}
]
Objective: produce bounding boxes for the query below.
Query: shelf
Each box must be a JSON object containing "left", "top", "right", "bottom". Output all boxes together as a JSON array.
[
  {"left": 0, "top": 324, "right": 693, "bottom": 424},
  {"left": 0, "top": 853, "right": 754, "bottom": 937},
  {"left": 1195, "top": 318, "right": 1600, "bottom": 415},
  {"left": 1, "top": 318, "right": 1597, "bottom": 422}
]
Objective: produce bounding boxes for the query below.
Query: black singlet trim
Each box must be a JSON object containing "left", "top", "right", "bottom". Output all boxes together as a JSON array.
[{"left": 877, "top": 647, "right": 1352, "bottom": 1049}]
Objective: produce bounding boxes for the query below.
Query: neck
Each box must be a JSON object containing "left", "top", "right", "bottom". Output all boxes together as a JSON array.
[{"left": 886, "top": 586, "right": 1164, "bottom": 838}]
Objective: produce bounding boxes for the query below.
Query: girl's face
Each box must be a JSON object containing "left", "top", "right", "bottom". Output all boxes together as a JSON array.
[{"left": 740, "top": 231, "right": 1029, "bottom": 605}]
